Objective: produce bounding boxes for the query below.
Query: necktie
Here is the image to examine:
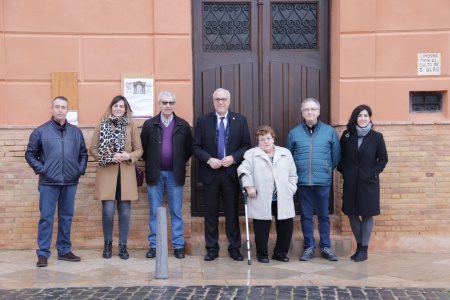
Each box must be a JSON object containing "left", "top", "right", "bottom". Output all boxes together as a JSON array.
[{"left": 218, "top": 117, "right": 225, "bottom": 159}]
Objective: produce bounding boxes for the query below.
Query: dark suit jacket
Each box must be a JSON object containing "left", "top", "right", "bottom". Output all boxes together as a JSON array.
[{"left": 192, "top": 110, "right": 252, "bottom": 184}]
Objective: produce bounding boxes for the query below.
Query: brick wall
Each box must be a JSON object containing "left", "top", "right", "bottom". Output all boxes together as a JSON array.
[
  {"left": 0, "top": 125, "right": 191, "bottom": 251},
  {"left": 334, "top": 123, "right": 450, "bottom": 253},
  {"left": 1, "top": 123, "right": 450, "bottom": 252}
]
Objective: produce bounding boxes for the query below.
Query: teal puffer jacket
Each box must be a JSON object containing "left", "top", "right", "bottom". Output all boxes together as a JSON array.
[{"left": 286, "top": 120, "right": 340, "bottom": 186}]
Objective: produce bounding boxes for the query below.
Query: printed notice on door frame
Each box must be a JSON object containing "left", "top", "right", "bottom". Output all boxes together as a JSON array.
[{"left": 121, "top": 73, "right": 155, "bottom": 118}]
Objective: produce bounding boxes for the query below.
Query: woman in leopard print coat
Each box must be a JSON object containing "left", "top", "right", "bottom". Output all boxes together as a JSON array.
[{"left": 89, "top": 95, "right": 143, "bottom": 260}]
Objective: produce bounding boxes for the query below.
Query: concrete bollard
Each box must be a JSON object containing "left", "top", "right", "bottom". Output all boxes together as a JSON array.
[{"left": 155, "top": 206, "right": 169, "bottom": 279}]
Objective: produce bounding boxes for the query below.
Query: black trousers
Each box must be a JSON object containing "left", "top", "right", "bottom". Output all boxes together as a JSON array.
[
  {"left": 203, "top": 168, "right": 241, "bottom": 251},
  {"left": 253, "top": 201, "right": 293, "bottom": 256}
]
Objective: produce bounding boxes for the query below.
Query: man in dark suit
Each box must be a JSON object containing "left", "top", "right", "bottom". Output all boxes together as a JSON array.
[{"left": 193, "top": 88, "right": 252, "bottom": 261}]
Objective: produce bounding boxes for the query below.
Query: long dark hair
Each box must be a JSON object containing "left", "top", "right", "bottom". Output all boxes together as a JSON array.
[{"left": 346, "top": 104, "right": 372, "bottom": 132}]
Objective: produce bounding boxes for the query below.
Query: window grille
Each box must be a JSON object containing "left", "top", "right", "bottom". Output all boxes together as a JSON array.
[
  {"left": 410, "top": 92, "right": 442, "bottom": 113},
  {"left": 272, "top": 3, "right": 318, "bottom": 50},
  {"left": 203, "top": 4, "right": 250, "bottom": 52}
]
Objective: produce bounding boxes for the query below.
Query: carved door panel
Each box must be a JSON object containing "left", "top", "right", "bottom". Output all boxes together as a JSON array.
[{"left": 192, "top": 0, "right": 330, "bottom": 215}]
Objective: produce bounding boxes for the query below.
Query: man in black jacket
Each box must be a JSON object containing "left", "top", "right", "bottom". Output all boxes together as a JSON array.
[
  {"left": 192, "top": 88, "right": 252, "bottom": 261},
  {"left": 25, "top": 96, "right": 88, "bottom": 268},
  {"left": 140, "top": 91, "right": 193, "bottom": 259}
]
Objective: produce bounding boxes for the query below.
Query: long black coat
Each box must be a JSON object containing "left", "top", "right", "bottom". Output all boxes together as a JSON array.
[{"left": 337, "top": 129, "right": 388, "bottom": 217}]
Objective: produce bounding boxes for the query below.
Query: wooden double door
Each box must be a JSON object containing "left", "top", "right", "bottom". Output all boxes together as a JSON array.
[{"left": 191, "top": 0, "right": 330, "bottom": 215}]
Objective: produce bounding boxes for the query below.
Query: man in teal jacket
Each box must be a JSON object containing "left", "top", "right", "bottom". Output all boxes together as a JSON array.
[{"left": 286, "top": 98, "right": 340, "bottom": 261}]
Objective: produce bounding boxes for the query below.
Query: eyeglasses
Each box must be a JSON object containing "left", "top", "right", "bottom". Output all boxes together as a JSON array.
[
  {"left": 214, "top": 98, "right": 228, "bottom": 102},
  {"left": 161, "top": 101, "right": 175, "bottom": 106},
  {"left": 258, "top": 137, "right": 273, "bottom": 142},
  {"left": 302, "top": 108, "right": 319, "bottom": 112}
]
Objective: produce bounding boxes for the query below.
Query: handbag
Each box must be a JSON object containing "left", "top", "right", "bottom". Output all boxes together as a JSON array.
[
  {"left": 131, "top": 128, "right": 145, "bottom": 187},
  {"left": 135, "top": 163, "right": 145, "bottom": 187}
]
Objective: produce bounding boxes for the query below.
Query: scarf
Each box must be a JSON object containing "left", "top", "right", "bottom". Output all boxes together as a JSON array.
[
  {"left": 97, "top": 115, "right": 129, "bottom": 166},
  {"left": 356, "top": 122, "right": 372, "bottom": 137}
]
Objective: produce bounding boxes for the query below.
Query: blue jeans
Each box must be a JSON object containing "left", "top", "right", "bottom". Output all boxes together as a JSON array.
[
  {"left": 37, "top": 184, "right": 77, "bottom": 258},
  {"left": 297, "top": 186, "right": 331, "bottom": 250},
  {"left": 147, "top": 171, "right": 184, "bottom": 249},
  {"left": 102, "top": 200, "right": 131, "bottom": 245}
]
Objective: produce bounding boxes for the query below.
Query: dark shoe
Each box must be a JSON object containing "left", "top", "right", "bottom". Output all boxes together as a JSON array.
[
  {"left": 57, "top": 252, "right": 81, "bottom": 262},
  {"left": 272, "top": 253, "right": 289, "bottom": 262},
  {"left": 321, "top": 247, "right": 338, "bottom": 261},
  {"left": 36, "top": 256, "right": 48, "bottom": 267},
  {"left": 257, "top": 255, "right": 269, "bottom": 263},
  {"left": 354, "top": 250, "right": 368, "bottom": 262},
  {"left": 299, "top": 247, "right": 315, "bottom": 261},
  {"left": 229, "top": 249, "right": 244, "bottom": 261},
  {"left": 102, "top": 241, "right": 112, "bottom": 259},
  {"left": 146, "top": 248, "right": 156, "bottom": 258},
  {"left": 350, "top": 243, "right": 362, "bottom": 260},
  {"left": 118, "top": 244, "right": 129, "bottom": 260},
  {"left": 204, "top": 250, "right": 218, "bottom": 261},
  {"left": 174, "top": 248, "right": 185, "bottom": 259},
  {"left": 354, "top": 246, "right": 368, "bottom": 262}
]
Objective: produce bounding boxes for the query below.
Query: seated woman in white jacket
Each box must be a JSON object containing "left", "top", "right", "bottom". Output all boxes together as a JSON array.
[{"left": 237, "top": 125, "right": 298, "bottom": 263}]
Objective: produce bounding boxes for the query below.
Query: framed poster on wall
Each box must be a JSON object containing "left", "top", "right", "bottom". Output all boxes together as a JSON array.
[{"left": 121, "top": 73, "right": 155, "bottom": 118}]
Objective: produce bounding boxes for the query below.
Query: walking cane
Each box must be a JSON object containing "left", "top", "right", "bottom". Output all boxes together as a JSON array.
[{"left": 239, "top": 174, "right": 252, "bottom": 265}]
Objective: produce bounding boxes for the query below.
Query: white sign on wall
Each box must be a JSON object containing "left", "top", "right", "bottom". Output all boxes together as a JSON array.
[
  {"left": 121, "top": 73, "right": 155, "bottom": 118},
  {"left": 417, "top": 53, "right": 441, "bottom": 76}
]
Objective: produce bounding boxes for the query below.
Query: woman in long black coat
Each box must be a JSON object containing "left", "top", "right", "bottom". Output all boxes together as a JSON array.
[{"left": 337, "top": 105, "right": 388, "bottom": 262}]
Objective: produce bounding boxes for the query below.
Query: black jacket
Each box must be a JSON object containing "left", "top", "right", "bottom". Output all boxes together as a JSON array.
[
  {"left": 192, "top": 110, "right": 252, "bottom": 184},
  {"left": 140, "top": 113, "right": 193, "bottom": 186},
  {"left": 337, "top": 129, "right": 388, "bottom": 217},
  {"left": 25, "top": 118, "right": 88, "bottom": 185}
]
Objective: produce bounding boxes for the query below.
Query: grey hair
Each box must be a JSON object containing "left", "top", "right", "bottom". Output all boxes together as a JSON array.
[
  {"left": 158, "top": 91, "right": 176, "bottom": 103},
  {"left": 301, "top": 98, "right": 320, "bottom": 110},
  {"left": 213, "top": 88, "right": 231, "bottom": 100}
]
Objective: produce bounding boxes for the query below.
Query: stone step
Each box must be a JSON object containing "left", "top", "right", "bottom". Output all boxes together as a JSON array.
[
  {"left": 185, "top": 215, "right": 352, "bottom": 258},
  {"left": 185, "top": 232, "right": 351, "bottom": 259}
]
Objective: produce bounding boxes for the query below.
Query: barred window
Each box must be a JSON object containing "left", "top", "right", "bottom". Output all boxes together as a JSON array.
[
  {"left": 410, "top": 92, "right": 442, "bottom": 113},
  {"left": 272, "top": 3, "right": 317, "bottom": 50},
  {"left": 203, "top": 4, "right": 250, "bottom": 52}
]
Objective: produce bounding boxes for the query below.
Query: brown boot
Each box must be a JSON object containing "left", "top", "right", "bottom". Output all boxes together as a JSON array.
[{"left": 36, "top": 256, "right": 48, "bottom": 267}]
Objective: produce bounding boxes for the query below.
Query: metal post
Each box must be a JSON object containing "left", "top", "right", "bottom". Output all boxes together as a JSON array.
[{"left": 155, "top": 206, "right": 168, "bottom": 279}]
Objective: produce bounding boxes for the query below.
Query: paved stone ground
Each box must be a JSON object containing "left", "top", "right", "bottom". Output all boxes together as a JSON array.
[{"left": 0, "top": 286, "right": 449, "bottom": 300}]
